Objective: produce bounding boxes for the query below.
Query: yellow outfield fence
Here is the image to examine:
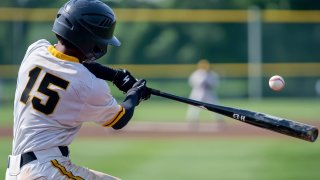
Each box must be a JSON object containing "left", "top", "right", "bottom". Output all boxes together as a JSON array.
[
  {"left": 0, "top": 63, "right": 319, "bottom": 79},
  {"left": 1, "top": 8, "right": 320, "bottom": 23}
]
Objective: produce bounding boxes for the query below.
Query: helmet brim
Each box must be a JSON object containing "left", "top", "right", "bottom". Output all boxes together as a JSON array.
[{"left": 109, "top": 36, "right": 121, "bottom": 47}]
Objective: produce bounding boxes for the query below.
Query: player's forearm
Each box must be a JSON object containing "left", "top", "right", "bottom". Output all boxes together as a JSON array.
[
  {"left": 83, "top": 62, "right": 137, "bottom": 93},
  {"left": 112, "top": 92, "right": 140, "bottom": 130}
]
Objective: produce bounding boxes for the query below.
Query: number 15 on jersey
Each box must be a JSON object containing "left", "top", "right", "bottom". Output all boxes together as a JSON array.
[{"left": 20, "top": 66, "right": 70, "bottom": 115}]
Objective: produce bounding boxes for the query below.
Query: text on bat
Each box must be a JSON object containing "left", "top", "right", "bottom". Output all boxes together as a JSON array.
[{"left": 233, "top": 114, "right": 246, "bottom": 121}]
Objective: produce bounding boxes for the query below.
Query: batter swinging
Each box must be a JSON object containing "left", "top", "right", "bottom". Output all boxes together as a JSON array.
[{"left": 6, "top": 0, "right": 150, "bottom": 179}]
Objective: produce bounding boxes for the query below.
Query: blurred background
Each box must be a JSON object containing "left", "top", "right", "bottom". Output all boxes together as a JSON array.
[
  {"left": 0, "top": 0, "right": 320, "bottom": 179},
  {"left": 0, "top": 0, "right": 320, "bottom": 103}
]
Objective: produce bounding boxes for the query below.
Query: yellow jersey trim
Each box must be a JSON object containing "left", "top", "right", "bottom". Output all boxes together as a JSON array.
[
  {"left": 103, "top": 105, "right": 126, "bottom": 127},
  {"left": 50, "top": 159, "right": 84, "bottom": 180},
  {"left": 48, "top": 46, "right": 80, "bottom": 63}
]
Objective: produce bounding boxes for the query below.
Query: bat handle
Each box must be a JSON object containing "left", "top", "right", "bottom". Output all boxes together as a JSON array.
[
  {"left": 148, "top": 87, "right": 161, "bottom": 95},
  {"left": 148, "top": 87, "right": 201, "bottom": 106}
]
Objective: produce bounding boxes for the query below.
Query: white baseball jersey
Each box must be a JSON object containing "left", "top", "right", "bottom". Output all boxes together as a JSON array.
[{"left": 12, "top": 39, "right": 123, "bottom": 155}]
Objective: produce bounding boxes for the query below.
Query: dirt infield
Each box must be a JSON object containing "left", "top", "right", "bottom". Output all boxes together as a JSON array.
[
  {"left": 1, "top": 121, "right": 319, "bottom": 140},
  {"left": 76, "top": 121, "right": 320, "bottom": 139}
]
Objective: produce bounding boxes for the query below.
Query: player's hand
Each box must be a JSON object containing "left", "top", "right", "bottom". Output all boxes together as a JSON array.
[
  {"left": 113, "top": 69, "right": 137, "bottom": 93},
  {"left": 127, "top": 79, "right": 151, "bottom": 104}
]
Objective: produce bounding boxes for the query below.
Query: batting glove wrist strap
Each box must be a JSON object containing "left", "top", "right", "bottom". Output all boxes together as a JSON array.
[{"left": 113, "top": 69, "right": 137, "bottom": 93}]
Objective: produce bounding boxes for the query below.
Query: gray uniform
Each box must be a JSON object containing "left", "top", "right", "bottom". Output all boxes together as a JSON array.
[{"left": 186, "top": 69, "right": 220, "bottom": 122}]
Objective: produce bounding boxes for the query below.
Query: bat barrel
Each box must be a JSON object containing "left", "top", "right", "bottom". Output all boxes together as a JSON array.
[
  {"left": 239, "top": 111, "right": 319, "bottom": 142},
  {"left": 269, "top": 121, "right": 318, "bottom": 142}
]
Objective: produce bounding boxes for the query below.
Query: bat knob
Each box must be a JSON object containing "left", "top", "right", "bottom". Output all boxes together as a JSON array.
[{"left": 309, "top": 128, "right": 318, "bottom": 142}]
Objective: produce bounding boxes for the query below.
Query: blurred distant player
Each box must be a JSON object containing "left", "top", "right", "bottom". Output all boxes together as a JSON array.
[
  {"left": 186, "top": 59, "right": 223, "bottom": 125},
  {"left": 6, "top": 0, "right": 150, "bottom": 179}
]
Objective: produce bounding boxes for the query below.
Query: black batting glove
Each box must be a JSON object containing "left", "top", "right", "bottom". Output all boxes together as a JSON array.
[
  {"left": 127, "top": 79, "right": 151, "bottom": 104},
  {"left": 113, "top": 69, "right": 137, "bottom": 93}
]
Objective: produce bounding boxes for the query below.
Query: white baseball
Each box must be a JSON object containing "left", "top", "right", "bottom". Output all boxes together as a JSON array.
[{"left": 269, "top": 75, "right": 285, "bottom": 91}]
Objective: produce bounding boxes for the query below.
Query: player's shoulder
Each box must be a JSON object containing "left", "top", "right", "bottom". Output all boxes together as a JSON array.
[
  {"left": 210, "top": 70, "right": 219, "bottom": 77},
  {"left": 28, "top": 39, "right": 50, "bottom": 50},
  {"left": 74, "top": 70, "right": 112, "bottom": 104},
  {"left": 25, "top": 39, "right": 51, "bottom": 56},
  {"left": 75, "top": 66, "right": 110, "bottom": 93},
  {"left": 192, "top": 69, "right": 205, "bottom": 76},
  {"left": 86, "top": 70, "right": 110, "bottom": 92}
]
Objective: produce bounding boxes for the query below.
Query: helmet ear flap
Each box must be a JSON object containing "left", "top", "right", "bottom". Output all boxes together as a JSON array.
[{"left": 93, "top": 45, "right": 107, "bottom": 58}]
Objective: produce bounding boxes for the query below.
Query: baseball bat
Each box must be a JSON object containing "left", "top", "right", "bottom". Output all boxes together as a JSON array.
[{"left": 148, "top": 88, "right": 318, "bottom": 142}]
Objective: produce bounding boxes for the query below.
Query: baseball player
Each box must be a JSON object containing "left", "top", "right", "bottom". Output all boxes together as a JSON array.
[
  {"left": 186, "top": 59, "right": 223, "bottom": 125},
  {"left": 6, "top": 0, "right": 150, "bottom": 179}
]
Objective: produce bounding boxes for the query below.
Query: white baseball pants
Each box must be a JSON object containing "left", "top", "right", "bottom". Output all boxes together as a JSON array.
[{"left": 6, "top": 147, "right": 120, "bottom": 180}]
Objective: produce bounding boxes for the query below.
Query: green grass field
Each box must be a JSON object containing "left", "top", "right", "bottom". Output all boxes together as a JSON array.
[{"left": 1, "top": 138, "right": 320, "bottom": 179}]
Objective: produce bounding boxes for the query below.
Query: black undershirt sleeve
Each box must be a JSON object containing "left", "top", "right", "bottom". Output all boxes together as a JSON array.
[
  {"left": 112, "top": 92, "right": 140, "bottom": 130},
  {"left": 83, "top": 62, "right": 117, "bottom": 81}
]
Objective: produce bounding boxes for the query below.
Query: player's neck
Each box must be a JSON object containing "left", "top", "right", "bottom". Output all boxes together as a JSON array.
[{"left": 55, "top": 42, "right": 83, "bottom": 63}]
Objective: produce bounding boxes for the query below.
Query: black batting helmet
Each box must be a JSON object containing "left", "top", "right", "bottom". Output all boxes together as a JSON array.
[{"left": 52, "top": 0, "right": 120, "bottom": 62}]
